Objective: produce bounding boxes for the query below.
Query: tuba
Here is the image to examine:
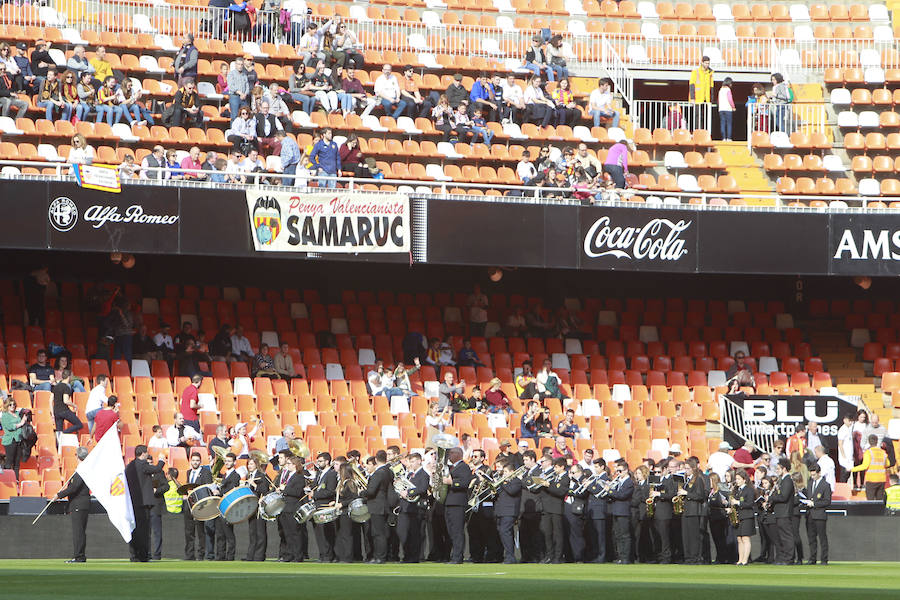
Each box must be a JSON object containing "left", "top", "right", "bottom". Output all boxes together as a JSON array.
[{"left": 429, "top": 432, "right": 459, "bottom": 504}]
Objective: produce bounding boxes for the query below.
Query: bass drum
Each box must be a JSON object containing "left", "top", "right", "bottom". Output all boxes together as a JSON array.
[
  {"left": 311, "top": 506, "right": 341, "bottom": 524},
  {"left": 348, "top": 498, "right": 370, "bottom": 523},
  {"left": 294, "top": 499, "right": 316, "bottom": 524},
  {"left": 258, "top": 492, "right": 286, "bottom": 521},
  {"left": 188, "top": 483, "right": 222, "bottom": 521},
  {"left": 220, "top": 487, "right": 257, "bottom": 525}
]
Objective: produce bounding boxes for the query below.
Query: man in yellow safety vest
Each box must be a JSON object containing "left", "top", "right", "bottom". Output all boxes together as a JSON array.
[
  {"left": 851, "top": 435, "right": 888, "bottom": 500},
  {"left": 885, "top": 475, "right": 900, "bottom": 514}
]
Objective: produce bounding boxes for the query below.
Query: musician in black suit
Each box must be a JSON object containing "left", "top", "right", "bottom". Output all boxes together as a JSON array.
[
  {"left": 609, "top": 460, "right": 634, "bottom": 564},
  {"left": 519, "top": 451, "right": 544, "bottom": 563},
  {"left": 732, "top": 469, "right": 756, "bottom": 565},
  {"left": 650, "top": 459, "right": 677, "bottom": 563},
  {"left": 125, "top": 445, "right": 165, "bottom": 562},
  {"left": 802, "top": 463, "right": 831, "bottom": 565},
  {"left": 443, "top": 447, "right": 473, "bottom": 564},
  {"left": 564, "top": 463, "right": 589, "bottom": 563},
  {"left": 278, "top": 456, "right": 306, "bottom": 562},
  {"left": 706, "top": 472, "right": 735, "bottom": 564},
  {"left": 790, "top": 472, "right": 805, "bottom": 564},
  {"left": 386, "top": 445, "right": 403, "bottom": 562},
  {"left": 539, "top": 457, "right": 569, "bottom": 564},
  {"left": 335, "top": 462, "right": 362, "bottom": 562},
  {"left": 311, "top": 452, "right": 339, "bottom": 562},
  {"left": 586, "top": 458, "right": 610, "bottom": 563},
  {"left": 468, "top": 449, "right": 497, "bottom": 563},
  {"left": 398, "top": 452, "right": 430, "bottom": 563},
  {"left": 494, "top": 459, "right": 523, "bottom": 564},
  {"left": 215, "top": 452, "right": 241, "bottom": 561},
  {"left": 770, "top": 458, "right": 795, "bottom": 565},
  {"left": 183, "top": 451, "right": 214, "bottom": 560},
  {"left": 54, "top": 446, "right": 91, "bottom": 563},
  {"left": 244, "top": 455, "right": 270, "bottom": 561},
  {"left": 365, "top": 450, "right": 393, "bottom": 563},
  {"left": 631, "top": 465, "right": 655, "bottom": 563},
  {"left": 680, "top": 463, "right": 707, "bottom": 564}
]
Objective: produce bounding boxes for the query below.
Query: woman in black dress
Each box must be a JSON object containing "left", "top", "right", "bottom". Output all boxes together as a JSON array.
[
  {"left": 334, "top": 463, "right": 361, "bottom": 562},
  {"left": 732, "top": 469, "right": 756, "bottom": 565}
]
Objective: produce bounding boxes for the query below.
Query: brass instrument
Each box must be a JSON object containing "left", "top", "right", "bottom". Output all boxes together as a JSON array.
[
  {"left": 646, "top": 494, "right": 655, "bottom": 518},
  {"left": 350, "top": 463, "right": 369, "bottom": 491},
  {"left": 673, "top": 482, "right": 685, "bottom": 515},
  {"left": 727, "top": 485, "right": 740, "bottom": 527},
  {"left": 289, "top": 439, "right": 311, "bottom": 459},
  {"left": 211, "top": 445, "right": 227, "bottom": 485},
  {"left": 468, "top": 465, "right": 527, "bottom": 513},
  {"left": 429, "top": 432, "right": 458, "bottom": 504},
  {"left": 574, "top": 473, "right": 599, "bottom": 496},
  {"left": 248, "top": 449, "right": 271, "bottom": 466},
  {"left": 391, "top": 462, "right": 419, "bottom": 500}
]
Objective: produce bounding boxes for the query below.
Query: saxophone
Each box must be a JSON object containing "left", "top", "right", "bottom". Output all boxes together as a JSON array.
[
  {"left": 673, "top": 482, "right": 685, "bottom": 515},
  {"left": 727, "top": 486, "right": 739, "bottom": 527},
  {"left": 645, "top": 485, "right": 656, "bottom": 518}
]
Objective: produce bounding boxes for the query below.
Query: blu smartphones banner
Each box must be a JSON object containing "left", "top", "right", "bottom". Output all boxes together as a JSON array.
[{"left": 246, "top": 191, "right": 410, "bottom": 253}]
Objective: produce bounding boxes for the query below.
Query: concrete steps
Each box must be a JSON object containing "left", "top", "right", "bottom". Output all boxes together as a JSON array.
[{"left": 716, "top": 142, "right": 773, "bottom": 193}]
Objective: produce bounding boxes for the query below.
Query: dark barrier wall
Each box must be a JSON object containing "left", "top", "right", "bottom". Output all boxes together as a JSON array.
[
  {"left": 13, "top": 180, "right": 900, "bottom": 275},
  {"left": 4, "top": 513, "right": 898, "bottom": 561}
]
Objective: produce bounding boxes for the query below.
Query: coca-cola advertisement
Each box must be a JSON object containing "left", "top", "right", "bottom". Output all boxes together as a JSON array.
[
  {"left": 47, "top": 182, "right": 180, "bottom": 253},
  {"left": 579, "top": 207, "right": 698, "bottom": 271}
]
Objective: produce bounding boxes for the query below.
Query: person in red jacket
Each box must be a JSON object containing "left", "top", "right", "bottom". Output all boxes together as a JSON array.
[{"left": 93, "top": 396, "right": 119, "bottom": 441}]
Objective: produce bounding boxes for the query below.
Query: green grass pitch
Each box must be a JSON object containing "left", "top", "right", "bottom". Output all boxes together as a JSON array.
[{"left": 2, "top": 560, "right": 898, "bottom": 599}]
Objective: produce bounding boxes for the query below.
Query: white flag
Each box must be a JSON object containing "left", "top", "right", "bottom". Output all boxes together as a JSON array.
[{"left": 76, "top": 426, "right": 135, "bottom": 542}]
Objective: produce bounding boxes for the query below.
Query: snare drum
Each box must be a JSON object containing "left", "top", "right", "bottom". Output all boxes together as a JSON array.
[
  {"left": 348, "top": 498, "right": 370, "bottom": 523},
  {"left": 311, "top": 506, "right": 341, "bottom": 524},
  {"left": 294, "top": 499, "right": 316, "bottom": 524},
  {"left": 188, "top": 483, "right": 222, "bottom": 521},
  {"left": 220, "top": 487, "right": 257, "bottom": 524},
  {"left": 258, "top": 492, "right": 286, "bottom": 521}
]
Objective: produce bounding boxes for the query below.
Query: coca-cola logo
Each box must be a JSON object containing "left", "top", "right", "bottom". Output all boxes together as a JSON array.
[
  {"left": 83, "top": 204, "right": 179, "bottom": 229},
  {"left": 584, "top": 216, "right": 691, "bottom": 261}
]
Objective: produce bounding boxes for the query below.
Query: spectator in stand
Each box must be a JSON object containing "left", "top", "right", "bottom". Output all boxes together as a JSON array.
[
  {"left": 603, "top": 137, "right": 635, "bottom": 189},
  {"left": 59, "top": 68, "right": 78, "bottom": 114},
  {"left": 571, "top": 143, "right": 602, "bottom": 179},
  {"left": 265, "top": 82, "right": 293, "bottom": 131},
  {"left": 288, "top": 60, "right": 316, "bottom": 114},
  {"left": 169, "top": 78, "right": 201, "bottom": 127},
  {"left": 216, "top": 63, "right": 229, "bottom": 97},
  {"left": 74, "top": 71, "right": 95, "bottom": 121},
  {"left": 515, "top": 360, "right": 538, "bottom": 400},
  {"left": 174, "top": 34, "right": 199, "bottom": 86},
  {"left": 340, "top": 66, "right": 369, "bottom": 117},
  {"left": 309, "top": 126, "right": 341, "bottom": 188},
  {"left": 37, "top": 68, "right": 70, "bottom": 121},
  {"left": 231, "top": 325, "right": 253, "bottom": 362},
  {"left": 52, "top": 370, "right": 84, "bottom": 435},
  {"left": 296, "top": 22, "right": 322, "bottom": 66},
  {"left": 444, "top": 73, "right": 468, "bottom": 110},
  {"left": 546, "top": 35, "right": 569, "bottom": 81},
  {"left": 118, "top": 153, "right": 139, "bottom": 179},
  {"left": 226, "top": 150, "right": 249, "bottom": 184},
  {"left": 133, "top": 323, "right": 156, "bottom": 359},
  {"left": 274, "top": 343, "right": 299, "bottom": 380},
  {"left": 117, "top": 77, "right": 153, "bottom": 126},
  {"left": 12, "top": 42, "right": 37, "bottom": 93},
  {"left": 470, "top": 108, "right": 493, "bottom": 147},
  {"left": 109, "top": 296, "right": 135, "bottom": 365},
  {"left": 308, "top": 59, "right": 338, "bottom": 113},
  {"left": 226, "top": 105, "right": 257, "bottom": 152},
  {"left": 431, "top": 94, "right": 454, "bottom": 140},
  {"left": 468, "top": 73, "right": 498, "bottom": 122},
  {"left": 520, "top": 401, "right": 540, "bottom": 439},
  {"left": 90, "top": 46, "right": 114, "bottom": 86},
  {"left": 551, "top": 436, "right": 574, "bottom": 461},
  {"left": 557, "top": 409, "right": 580, "bottom": 438},
  {"left": 66, "top": 45, "right": 95, "bottom": 78},
  {"left": 467, "top": 284, "right": 488, "bottom": 337},
  {"left": 551, "top": 78, "right": 579, "bottom": 127},
  {"left": 339, "top": 133, "right": 364, "bottom": 178},
  {"left": 326, "top": 21, "right": 363, "bottom": 69},
  {"left": 523, "top": 36, "right": 551, "bottom": 80},
  {"left": 93, "top": 396, "right": 119, "bottom": 441},
  {"left": 0, "top": 43, "right": 18, "bottom": 80},
  {"left": 282, "top": 0, "right": 309, "bottom": 45},
  {"left": 663, "top": 104, "right": 687, "bottom": 131},
  {"left": 1, "top": 398, "right": 27, "bottom": 477},
  {"left": 689, "top": 56, "right": 714, "bottom": 104},
  {"left": 500, "top": 74, "right": 525, "bottom": 125},
  {"left": 0, "top": 61, "right": 27, "bottom": 118},
  {"left": 368, "top": 359, "right": 403, "bottom": 400},
  {"left": 140, "top": 145, "right": 168, "bottom": 180},
  {"left": 180, "top": 146, "right": 206, "bottom": 180},
  {"left": 67, "top": 133, "right": 95, "bottom": 167},
  {"left": 451, "top": 100, "right": 473, "bottom": 144},
  {"left": 83, "top": 373, "right": 109, "bottom": 433},
  {"left": 537, "top": 359, "right": 567, "bottom": 400},
  {"left": 589, "top": 78, "right": 619, "bottom": 128},
  {"left": 400, "top": 65, "right": 434, "bottom": 119},
  {"left": 485, "top": 378, "right": 513, "bottom": 415},
  {"left": 254, "top": 100, "right": 283, "bottom": 156},
  {"left": 253, "top": 343, "right": 280, "bottom": 379},
  {"left": 524, "top": 76, "right": 555, "bottom": 129},
  {"left": 166, "top": 412, "right": 202, "bottom": 448},
  {"left": 456, "top": 339, "right": 484, "bottom": 367},
  {"left": 373, "top": 63, "right": 406, "bottom": 120},
  {"left": 209, "top": 324, "right": 234, "bottom": 362},
  {"left": 180, "top": 374, "right": 203, "bottom": 432},
  {"left": 277, "top": 130, "right": 300, "bottom": 184},
  {"left": 516, "top": 150, "right": 537, "bottom": 185},
  {"left": 437, "top": 372, "right": 466, "bottom": 411},
  {"left": 174, "top": 322, "right": 197, "bottom": 354},
  {"left": 95, "top": 76, "right": 122, "bottom": 126},
  {"left": 718, "top": 77, "right": 735, "bottom": 141},
  {"left": 165, "top": 149, "right": 184, "bottom": 180},
  {"left": 526, "top": 302, "right": 553, "bottom": 338},
  {"left": 535, "top": 407, "right": 554, "bottom": 438},
  {"left": 393, "top": 358, "right": 421, "bottom": 398},
  {"left": 30, "top": 38, "right": 53, "bottom": 82},
  {"left": 177, "top": 340, "right": 211, "bottom": 378},
  {"left": 227, "top": 57, "right": 251, "bottom": 123}
]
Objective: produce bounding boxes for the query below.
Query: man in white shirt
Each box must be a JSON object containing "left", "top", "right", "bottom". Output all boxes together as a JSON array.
[
  {"left": 806, "top": 421, "right": 824, "bottom": 453},
  {"left": 589, "top": 78, "right": 619, "bottom": 128},
  {"left": 153, "top": 322, "right": 175, "bottom": 362},
  {"left": 367, "top": 359, "right": 402, "bottom": 399},
  {"left": 707, "top": 441, "right": 735, "bottom": 479},
  {"left": 231, "top": 325, "right": 253, "bottom": 361},
  {"left": 296, "top": 22, "right": 322, "bottom": 66},
  {"left": 516, "top": 149, "right": 537, "bottom": 185},
  {"left": 371, "top": 63, "right": 406, "bottom": 120},
  {"left": 579, "top": 448, "right": 595, "bottom": 470},
  {"left": 167, "top": 412, "right": 203, "bottom": 448},
  {"left": 85, "top": 373, "right": 109, "bottom": 433},
  {"left": 500, "top": 74, "right": 525, "bottom": 124},
  {"left": 147, "top": 425, "right": 167, "bottom": 450},
  {"left": 814, "top": 445, "right": 836, "bottom": 488}
]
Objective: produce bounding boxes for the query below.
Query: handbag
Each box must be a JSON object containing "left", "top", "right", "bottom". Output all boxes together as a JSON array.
[
  {"left": 569, "top": 496, "right": 586, "bottom": 516},
  {"left": 550, "top": 56, "right": 567, "bottom": 67}
]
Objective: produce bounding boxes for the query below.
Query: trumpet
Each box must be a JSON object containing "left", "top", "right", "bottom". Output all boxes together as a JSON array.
[
  {"left": 467, "top": 465, "right": 527, "bottom": 513},
  {"left": 574, "top": 473, "right": 599, "bottom": 496}
]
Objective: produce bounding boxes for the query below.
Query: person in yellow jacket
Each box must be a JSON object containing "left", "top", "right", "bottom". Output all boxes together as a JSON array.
[
  {"left": 689, "top": 56, "right": 714, "bottom": 104},
  {"left": 89, "top": 46, "right": 114, "bottom": 86},
  {"left": 885, "top": 475, "right": 900, "bottom": 513},
  {"left": 851, "top": 435, "right": 889, "bottom": 500}
]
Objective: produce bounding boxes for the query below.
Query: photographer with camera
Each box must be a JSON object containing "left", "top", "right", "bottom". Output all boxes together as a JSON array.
[{"left": 2, "top": 397, "right": 30, "bottom": 478}]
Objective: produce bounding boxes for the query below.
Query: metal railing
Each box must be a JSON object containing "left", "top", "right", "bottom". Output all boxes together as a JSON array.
[
  {"left": 718, "top": 394, "right": 775, "bottom": 454},
  {"left": 746, "top": 102, "right": 828, "bottom": 148},
  {"left": 4, "top": 1, "right": 900, "bottom": 75},
  {"left": 633, "top": 100, "right": 713, "bottom": 133},
  {"left": 601, "top": 37, "right": 633, "bottom": 107}
]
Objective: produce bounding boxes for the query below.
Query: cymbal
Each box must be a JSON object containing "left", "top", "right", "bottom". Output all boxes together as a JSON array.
[{"left": 177, "top": 482, "right": 199, "bottom": 495}]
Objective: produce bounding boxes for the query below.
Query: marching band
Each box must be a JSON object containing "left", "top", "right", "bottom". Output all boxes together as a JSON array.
[{"left": 167, "top": 434, "right": 833, "bottom": 565}]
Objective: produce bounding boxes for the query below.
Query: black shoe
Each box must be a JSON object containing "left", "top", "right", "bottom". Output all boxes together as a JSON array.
[
  {"left": 551, "top": 559, "right": 562, "bottom": 564},
  {"left": 541, "top": 557, "right": 552, "bottom": 564},
  {"left": 503, "top": 559, "right": 518, "bottom": 564},
  {"left": 276, "top": 558, "right": 291, "bottom": 562},
  {"left": 65, "top": 558, "right": 86, "bottom": 563},
  {"left": 369, "top": 558, "right": 385, "bottom": 564},
  {"left": 184, "top": 557, "right": 195, "bottom": 561},
  {"left": 821, "top": 561, "right": 828, "bottom": 565},
  {"left": 806, "top": 560, "right": 816, "bottom": 565},
  {"left": 773, "top": 562, "right": 788, "bottom": 566},
  {"left": 241, "top": 558, "right": 252, "bottom": 561},
  {"left": 447, "top": 559, "right": 462, "bottom": 564},
  {"left": 621, "top": 561, "right": 634, "bottom": 565}
]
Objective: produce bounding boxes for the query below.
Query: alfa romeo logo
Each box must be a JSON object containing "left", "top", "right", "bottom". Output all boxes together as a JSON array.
[{"left": 49, "top": 197, "right": 78, "bottom": 232}]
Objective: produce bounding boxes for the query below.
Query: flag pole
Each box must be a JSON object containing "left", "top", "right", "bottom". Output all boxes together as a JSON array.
[{"left": 31, "top": 473, "right": 75, "bottom": 525}]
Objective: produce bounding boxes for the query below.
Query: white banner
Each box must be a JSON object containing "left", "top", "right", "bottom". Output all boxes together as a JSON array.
[
  {"left": 76, "top": 426, "right": 135, "bottom": 542},
  {"left": 247, "top": 191, "right": 410, "bottom": 253}
]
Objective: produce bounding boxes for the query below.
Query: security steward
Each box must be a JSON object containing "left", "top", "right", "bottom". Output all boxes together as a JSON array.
[{"left": 54, "top": 446, "right": 92, "bottom": 563}]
